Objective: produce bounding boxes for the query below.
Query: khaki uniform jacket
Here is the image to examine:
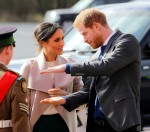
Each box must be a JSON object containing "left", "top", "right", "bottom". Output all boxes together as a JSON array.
[
  {"left": 20, "top": 52, "right": 84, "bottom": 132},
  {"left": 0, "top": 63, "right": 30, "bottom": 132}
]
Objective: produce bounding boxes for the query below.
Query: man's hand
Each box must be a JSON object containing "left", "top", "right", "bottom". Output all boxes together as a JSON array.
[
  {"left": 40, "top": 97, "right": 66, "bottom": 105},
  {"left": 40, "top": 64, "right": 66, "bottom": 74}
]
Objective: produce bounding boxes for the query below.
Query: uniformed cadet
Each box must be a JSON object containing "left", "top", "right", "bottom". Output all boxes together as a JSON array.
[{"left": 0, "top": 26, "right": 30, "bottom": 132}]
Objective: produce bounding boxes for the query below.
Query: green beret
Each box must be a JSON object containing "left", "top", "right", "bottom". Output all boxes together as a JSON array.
[{"left": 0, "top": 26, "right": 17, "bottom": 48}]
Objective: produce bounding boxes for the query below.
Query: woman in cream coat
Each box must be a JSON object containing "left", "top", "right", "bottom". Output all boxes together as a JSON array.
[{"left": 20, "top": 22, "right": 83, "bottom": 132}]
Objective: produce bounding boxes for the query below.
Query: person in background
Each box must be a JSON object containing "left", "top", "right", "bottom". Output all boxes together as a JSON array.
[
  {"left": 20, "top": 22, "right": 84, "bottom": 132},
  {"left": 40, "top": 8, "right": 141, "bottom": 132},
  {"left": 0, "top": 26, "right": 30, "bottom": 132}
]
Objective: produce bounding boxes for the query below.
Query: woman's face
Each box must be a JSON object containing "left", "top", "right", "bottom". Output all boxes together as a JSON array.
[{"left": 42, "top": 28, "right": 64, "bottom": 57}]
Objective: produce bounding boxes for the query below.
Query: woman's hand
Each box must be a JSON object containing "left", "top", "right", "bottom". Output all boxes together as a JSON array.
[{"left": 48, "top": 88, "right": 69, "bottom": 97}]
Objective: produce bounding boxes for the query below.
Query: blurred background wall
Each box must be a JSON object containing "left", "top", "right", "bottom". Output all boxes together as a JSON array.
[{"left": 0, "top": 0, "right": 78, "bottom": 22}]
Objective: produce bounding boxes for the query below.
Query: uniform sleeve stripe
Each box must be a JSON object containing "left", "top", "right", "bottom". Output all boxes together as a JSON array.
[
  {"left": 19, "top": 103, "right": 27, "bottom": 106},
  {"left": 20, "top": 107, "right": 29, "bottom": 115},
  {"left": 19, "top": 103, "right": 28, "bottom": 108},
  {"left": 19, "top": 103, "right": 29, "bottom": 111},
  {"left": 20, "top": 105, "right": 28, "bottom": 110}
]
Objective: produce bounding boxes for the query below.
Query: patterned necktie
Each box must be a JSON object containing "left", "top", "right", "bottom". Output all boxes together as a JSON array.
[{"left": 94, "top": 45, "right": 106, "bottom": 120}]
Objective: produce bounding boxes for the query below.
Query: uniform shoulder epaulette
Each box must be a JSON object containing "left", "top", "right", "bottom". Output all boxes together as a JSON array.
[
  {"left": 17, "top": 75, "right": 25, "bottom": 82},
  {"left": 16, "top": 75, "right": 27, "bottom": 93}
]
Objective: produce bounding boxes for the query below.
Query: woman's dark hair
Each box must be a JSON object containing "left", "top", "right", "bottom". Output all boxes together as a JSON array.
[
  {"left": 34, "top": 22, "right": 62, "bottom": 53},
  {"left": 34, "top": 22, "right": 62, "bottom": 42}
]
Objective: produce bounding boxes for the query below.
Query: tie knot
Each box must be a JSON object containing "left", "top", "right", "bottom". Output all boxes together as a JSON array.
[{"left": 98, "top": 45, "right": 106, "bottom": 60}]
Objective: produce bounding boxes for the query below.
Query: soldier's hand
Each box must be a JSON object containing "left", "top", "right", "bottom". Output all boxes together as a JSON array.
[
  {"left": 48, "top": 88, "right": 69, "bottom": 97},
  {"left": 40, "top": 97, "right": 66, "bottom": 105}
]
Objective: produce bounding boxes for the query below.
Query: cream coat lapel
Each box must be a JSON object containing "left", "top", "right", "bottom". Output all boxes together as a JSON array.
[{"left": 28, "top": 52, "right": 75, "bottom": 93}]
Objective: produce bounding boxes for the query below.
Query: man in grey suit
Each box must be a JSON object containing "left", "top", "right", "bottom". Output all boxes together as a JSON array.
[{"left": 40, "top": 8, "right": 141, "bottom": 132}]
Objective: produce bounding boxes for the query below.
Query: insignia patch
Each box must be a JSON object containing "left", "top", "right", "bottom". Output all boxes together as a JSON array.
[{"left": 21, "top": 81, "right": 27, "bottom": 93}]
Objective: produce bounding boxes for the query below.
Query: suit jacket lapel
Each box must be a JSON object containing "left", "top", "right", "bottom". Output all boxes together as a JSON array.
[{"left": 103, "top": 30, "right": 122, "bottom": 58}]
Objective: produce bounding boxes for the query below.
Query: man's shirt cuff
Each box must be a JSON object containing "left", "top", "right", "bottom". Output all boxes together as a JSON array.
[
  {"left": 65, "top": 63, "right": 71, "bottom": 74},
  {"left": 61, "top": 96, "right": 70, "bottom": 107}
]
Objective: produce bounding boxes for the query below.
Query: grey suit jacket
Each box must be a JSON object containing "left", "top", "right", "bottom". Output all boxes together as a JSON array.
[{"left": 64, "top": 30, "right": 141, "bottom": 131}]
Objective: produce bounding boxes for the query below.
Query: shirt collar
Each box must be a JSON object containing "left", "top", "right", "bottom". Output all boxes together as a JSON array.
[{"left": 103, "top": 31, "right": 116, "bottom": 46}]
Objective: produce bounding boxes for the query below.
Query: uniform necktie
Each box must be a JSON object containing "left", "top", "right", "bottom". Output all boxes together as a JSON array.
[{"left": 94, "top": 45, "right": 106, "bottom": 120}]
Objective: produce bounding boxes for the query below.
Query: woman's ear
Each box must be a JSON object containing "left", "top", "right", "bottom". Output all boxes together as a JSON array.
[{"left": 40, "top": 40, "right": 46, "bottom": 47}]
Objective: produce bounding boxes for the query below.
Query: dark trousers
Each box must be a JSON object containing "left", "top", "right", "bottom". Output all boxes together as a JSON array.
[
  {"left": 33, "top": 114, "right": 69, "bottom": 132},
  {"left": 91, "top": 120, "right": 140, "bottom": 132}
]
